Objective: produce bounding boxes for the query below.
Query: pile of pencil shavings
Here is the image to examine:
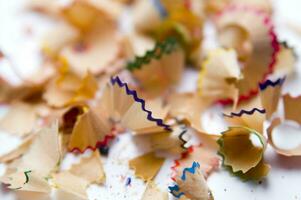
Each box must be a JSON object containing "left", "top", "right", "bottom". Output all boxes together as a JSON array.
[{"left": 0, "top": 0, "right": 299, "bottom": 200}]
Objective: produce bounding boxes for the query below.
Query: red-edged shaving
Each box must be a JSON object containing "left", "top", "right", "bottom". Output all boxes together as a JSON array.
[{"left": 215, "top": 4, "right": 280, "bottom": 105}]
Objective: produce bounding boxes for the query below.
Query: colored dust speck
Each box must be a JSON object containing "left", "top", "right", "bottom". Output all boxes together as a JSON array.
[{"left": 125, "top": 177, "right": 131, "bottom": 187}]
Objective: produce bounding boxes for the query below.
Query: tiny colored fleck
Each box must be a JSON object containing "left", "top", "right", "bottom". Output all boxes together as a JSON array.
[
  {"left": 125, "top": 177, "right": 131, "bottom": 186},
  {"left": 99, "top": 146, "right": 109, "bottom": 156}
]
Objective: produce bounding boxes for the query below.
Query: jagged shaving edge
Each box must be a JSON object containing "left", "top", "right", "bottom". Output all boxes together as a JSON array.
[
  {"left": 8, "top": 170, "right": 33, "bottom": 190},
  {"left": 259, "top": 77, "right": 286, "bottom": 91},
  {"left": 171, "top": 146, "right": 194, "bottom": 181},
  {"left": 111, "top": 76, "right": 172, "bottom": 131},
  {"left": 169, "top": 161, "right": 200, "bottom": 198},
  {"left": 217, "top": 127, "right": 267, "bottom": 180},
  {"left": 178, "top": 125, "right": 189, "bottom": 149},
  {"left": 24, "top": 170, "right": 32, "bottom": 184},
  {"left": 126, "top": 37, "right": 179, "bottom": 71},
  {"left": 69, "top": 76, "right": 172, "bottom": 153},
  {"left": 169, "top": 184, "right": 184, "bottom": 198},
  {"left": 216, "top": 4, "right": 280, "bottom": 105},
  {"left": 223, "top": 108, "right": 266, "bottom": 118},
  {"left": 69, "top": 134, "right": 115, "bottom": 154},
  {"left": 181, "top": 161, "right": 200, "bottom": 181}
]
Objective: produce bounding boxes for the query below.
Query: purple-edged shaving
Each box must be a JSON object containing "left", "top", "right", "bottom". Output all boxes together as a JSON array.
[
  {"left": 223, "top": 108, "right": 266, "bottom": 118},
  {"left": 110, "top": 76, "right": 172, "bottom": 131},
  {"left": 259, "top": 77, "right": 286, "bottom": 91}
]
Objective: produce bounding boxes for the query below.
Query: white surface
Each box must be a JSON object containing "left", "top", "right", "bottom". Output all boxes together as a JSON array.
[
  {"left": 1, "top": 0, "right": 301, "bottom": 200},
  {"left": 272, "top": 121, "right": 301, "bottom": 150}
]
